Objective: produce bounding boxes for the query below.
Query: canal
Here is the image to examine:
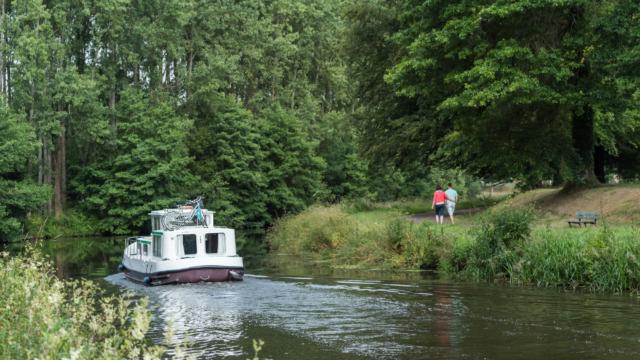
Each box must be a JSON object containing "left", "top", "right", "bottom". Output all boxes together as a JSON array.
[{"left": 10, "top": 237, "right": 640, "bottom": 359}]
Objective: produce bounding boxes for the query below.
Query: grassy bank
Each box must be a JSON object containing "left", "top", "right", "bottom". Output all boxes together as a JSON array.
[
  {"left": 268, "top": 196, "right": 640, "bottom": 293},
  {"left": 0, "top": 248, "right": 167, "bottom": 359}
]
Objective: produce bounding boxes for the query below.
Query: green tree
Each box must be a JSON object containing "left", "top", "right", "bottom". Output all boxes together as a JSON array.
[
  {"left": 76, "top": 89, "right": 193, "bottom": 234},
  {"left": 260, "top": 105, "right": 326, "bottom": 218},
  {"left": 0, "top": 104, "right": 49, "bottom": 240},
  {"left": 187, "top": 90, "right": 267, "bottom": 228},
  {"left": 350, "top": 0, "right": 640, "bottom": 188},
  {"left": 316, "top": 111, "right": 369, "bottom": 201}
]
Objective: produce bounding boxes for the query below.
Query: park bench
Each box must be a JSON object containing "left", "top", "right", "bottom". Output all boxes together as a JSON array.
[{"left": 567, "top": 211, "right": 600, "bottom": 227}]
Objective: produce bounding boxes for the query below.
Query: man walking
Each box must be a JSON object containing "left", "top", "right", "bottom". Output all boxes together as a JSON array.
[{"left": 445, "top": 183, "right": 458, "bottom": 224}]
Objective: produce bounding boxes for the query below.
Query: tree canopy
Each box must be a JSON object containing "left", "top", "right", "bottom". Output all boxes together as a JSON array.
[{"left": 0, "top": 0, "right": 639, "bottom": 239}]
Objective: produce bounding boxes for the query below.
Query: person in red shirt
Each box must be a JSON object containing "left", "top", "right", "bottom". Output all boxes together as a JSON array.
[{"left": 431, "top": 185, "right": 449, "bottom": 224}]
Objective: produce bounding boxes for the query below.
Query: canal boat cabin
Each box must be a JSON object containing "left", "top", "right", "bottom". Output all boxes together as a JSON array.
[{"left": 119, "top": 206, "right": 244, "bottom": 285}]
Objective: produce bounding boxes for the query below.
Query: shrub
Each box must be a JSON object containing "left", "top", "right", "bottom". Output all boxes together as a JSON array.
[
  {"left": 439, "top": 236, "right": 475, "bottom": 273},
  {"left": 25, "top": 209, "right": 101, "bottom": 239},
  {"left": 0, "top": 248, "right": 167, "bottom": 359},
  {"left": 267, "top": 205, "right": 357, "bottom": 254},
  {"left": 400, "top": 223, "right": 446, "bottom": 269},
  {"left": 465, "top": 206, "right": 535, "bottom": 280}
]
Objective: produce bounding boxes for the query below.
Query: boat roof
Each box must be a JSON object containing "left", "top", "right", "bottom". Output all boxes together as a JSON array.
[
  {"left": 149, "top": 208, "right": 214, "bottom": 215},
  {"left": 155, "top": 226, "right": 233, "bottom": 233}
]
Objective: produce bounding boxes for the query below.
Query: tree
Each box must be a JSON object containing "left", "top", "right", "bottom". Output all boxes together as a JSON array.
[
  {"left": 186, "top": 90, "right": 268, "bottom": 228},
  {"left": 260, "top": 105, "right": 326, "bottom": 219},
  {"left": 349, "top": 0, "right": 640, "bottom": 188},
  {"left": 76, "top": 89, "right": 193, "bottom": 234},
  {"left": 0, "top": 103, "right": 49, "bottom": 240}
]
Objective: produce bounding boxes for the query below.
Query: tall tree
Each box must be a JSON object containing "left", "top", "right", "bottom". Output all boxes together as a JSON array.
[
  {"left": 76, "top": 89, "right": 193, "bottom": 234},
  {"left": 0, "top": 103, "right": 49, "bottom": 240},
  {"left": 349, "top": 0, "right": 640, "bottom": 187}
]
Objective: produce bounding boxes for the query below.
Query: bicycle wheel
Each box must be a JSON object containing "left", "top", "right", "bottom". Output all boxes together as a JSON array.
[{"left": 161, "top": 211, "right": 182, "bottom": 230}]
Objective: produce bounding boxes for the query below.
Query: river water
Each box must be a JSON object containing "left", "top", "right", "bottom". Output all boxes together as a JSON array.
[{"left": 11, "top": 237, "right": 640, "bottom": 359}]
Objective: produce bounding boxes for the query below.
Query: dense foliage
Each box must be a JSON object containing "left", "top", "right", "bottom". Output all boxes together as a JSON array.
[
  {"left": 345, "top": 0, "right": 640, "bottom": 187},
  {"left": 1, "top": 0, "right": 639, "bottom": 240},
  {"left": 0, "top": 249, "right": 168, "bottom": 359}
]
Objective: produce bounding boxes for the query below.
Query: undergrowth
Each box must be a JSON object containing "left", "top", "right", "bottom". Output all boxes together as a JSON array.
[{"left": 0, "top": 247, "right": 173, "bottom": 359}]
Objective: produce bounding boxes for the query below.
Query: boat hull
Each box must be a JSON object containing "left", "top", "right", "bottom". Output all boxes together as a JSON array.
[{"left": 121, "top": 266, "right": 244, "bottom": 285}]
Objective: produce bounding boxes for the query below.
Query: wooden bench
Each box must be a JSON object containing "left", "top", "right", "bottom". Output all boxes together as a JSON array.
[{"left": 567, "top": 211, "right": 600, "bottom": 227}]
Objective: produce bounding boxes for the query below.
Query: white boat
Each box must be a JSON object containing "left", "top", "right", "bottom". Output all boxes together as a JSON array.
[{"left": 119, "top": 198, "right": 244, "bottom": 285}]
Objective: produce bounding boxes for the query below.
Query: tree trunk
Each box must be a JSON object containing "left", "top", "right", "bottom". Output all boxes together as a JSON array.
[
  {"left": 110, "top": 84, "right": 116, "bottom": 136},
  {"left": 0, "top": 0, "right": 4, "bottom": 99},
  {"left": 53, "top": 124, "right": 66, "bottom": 218},
  {"left": 44, "top": 137, "right": 52, "bottom": 214},
  {"left": 594, "top": 145, "right": 606, "bottom": 183},
  {"left": 570, "top": 106, "right": 599, "bottom": 185}
]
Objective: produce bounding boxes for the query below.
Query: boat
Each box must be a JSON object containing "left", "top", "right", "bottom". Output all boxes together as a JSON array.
[{"left": 118, "top": 197, "right": 244, "bottom": 285}]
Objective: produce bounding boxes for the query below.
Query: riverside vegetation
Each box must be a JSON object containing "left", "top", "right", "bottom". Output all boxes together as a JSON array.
[
  {"left": 268, "top": 197, "right": 640, "bottom": 293},
  {"left": 0, "top": 247, "right": 178, "bottom": 359}
]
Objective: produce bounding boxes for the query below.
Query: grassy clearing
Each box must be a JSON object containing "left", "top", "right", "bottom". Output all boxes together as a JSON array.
[
  {"left": 268, "top": 192, "right": 640, "bottom": 293},
  {"left": 0, "top": 248, "right": 174, "bottom": 359}
]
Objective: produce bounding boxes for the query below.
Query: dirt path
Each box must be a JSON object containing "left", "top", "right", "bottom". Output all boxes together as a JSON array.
[{"left": 409, "top": 207, "right": 484, "bottom": 223}]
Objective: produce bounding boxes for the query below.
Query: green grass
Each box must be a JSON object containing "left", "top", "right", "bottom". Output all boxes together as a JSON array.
[
  {"left": 512, "top": 226, "right": 640, "bottom": 292},
  {"left": 268, "top": 203, "right": 470, "bottom": 269},
  {"left": 268, "top": 200, "right": 640, "bottom": 293}
]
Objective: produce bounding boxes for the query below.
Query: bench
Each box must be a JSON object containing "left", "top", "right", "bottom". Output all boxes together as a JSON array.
[{"left": 567, "top": 211, "right": 600, "bottom": 227}]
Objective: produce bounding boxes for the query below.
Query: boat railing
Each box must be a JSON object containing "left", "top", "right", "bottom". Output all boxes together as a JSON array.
[{"left": 125, "top": 237, "right": 142, "bottom": 259}]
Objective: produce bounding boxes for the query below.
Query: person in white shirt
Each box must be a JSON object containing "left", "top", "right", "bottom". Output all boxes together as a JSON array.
[{"left": 444, "top": 183, "right": 459, "bottom": 224}]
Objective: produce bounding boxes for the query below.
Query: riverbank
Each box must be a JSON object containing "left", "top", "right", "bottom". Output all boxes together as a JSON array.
[
  {"left": 0, "top": 248, "right": 166, "bottom": 359},
  {"left": 268, "top": 185, "right": 640, "bottom": 293}
]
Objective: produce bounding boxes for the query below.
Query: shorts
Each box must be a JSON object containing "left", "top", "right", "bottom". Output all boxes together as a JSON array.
[
  {"left": 435, "top": 204, "right": 445, "bottom": 216},
  {"left": 447, "top": 202, "right": 456, "bottom": 215}
]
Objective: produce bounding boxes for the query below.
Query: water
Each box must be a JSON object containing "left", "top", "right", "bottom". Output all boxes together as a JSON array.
[{"left": 10, "top": 237, "right": 640, "bottom": 359}]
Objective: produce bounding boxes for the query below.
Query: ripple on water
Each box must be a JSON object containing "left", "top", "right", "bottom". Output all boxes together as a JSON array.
[{"left": 104, "top": 273, "right": 640, "bottom": 360}]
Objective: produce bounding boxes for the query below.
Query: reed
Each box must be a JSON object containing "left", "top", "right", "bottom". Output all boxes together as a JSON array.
[{"left": 513, "top": 227, "right": 640, "bottom": 292}]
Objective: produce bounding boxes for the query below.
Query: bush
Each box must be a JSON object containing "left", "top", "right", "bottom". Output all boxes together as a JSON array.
[
  {"left": 465, "top": 206, "right": 535, "bottom": 280},
  {"left": 0, "top": 248, "right": 168, "bottom": 359},
  {"left": 25, "top": 209, "right": 101, "bottom": 239},
  {"left": 399, "top": 223, "right": 446, "bottom": 269}
]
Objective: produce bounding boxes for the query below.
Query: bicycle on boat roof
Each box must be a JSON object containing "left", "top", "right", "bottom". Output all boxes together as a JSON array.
[{"left": 160, "top": 196, "right": 207, "bottom": 230}]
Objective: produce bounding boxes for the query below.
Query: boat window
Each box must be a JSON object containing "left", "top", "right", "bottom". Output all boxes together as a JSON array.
[
  {"left": 142, "top": 243, "right": 148, "bottom": 256},
  {"left": 182, "top": 234, "right": 197, "bottom": 255},
  {"left": 151, "top": 216, "right": 161, "bottom": 231},
  {"left": 152, "top": 235, "right": 162, "bottom": 257},
  {"left": 205, "top": 233, "right": 225, "bottom": 254}
]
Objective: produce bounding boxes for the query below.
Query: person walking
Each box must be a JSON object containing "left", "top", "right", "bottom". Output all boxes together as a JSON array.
[
  {"left": 445, "top": 183, "right": 459, "bottom": 224},
  {"left": 432, "top": 185, "right": 448, "bottom": 224}
]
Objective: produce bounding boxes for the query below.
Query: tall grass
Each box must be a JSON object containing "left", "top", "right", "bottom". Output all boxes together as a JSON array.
[
  {"left": 269, "top": 202, "right": 640, "bottom": 293},
  {"left": 461, "top": 207, "right": 535, "bottom": 280},
  {"left": 0, "top": 248, "right": 168, "bottom": 359},
  {"left": 267, "top": 204, "right": 458, "bottom": 269},
  {"left": 513, "top": 227, "right": 640, "bottom": 292}
]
